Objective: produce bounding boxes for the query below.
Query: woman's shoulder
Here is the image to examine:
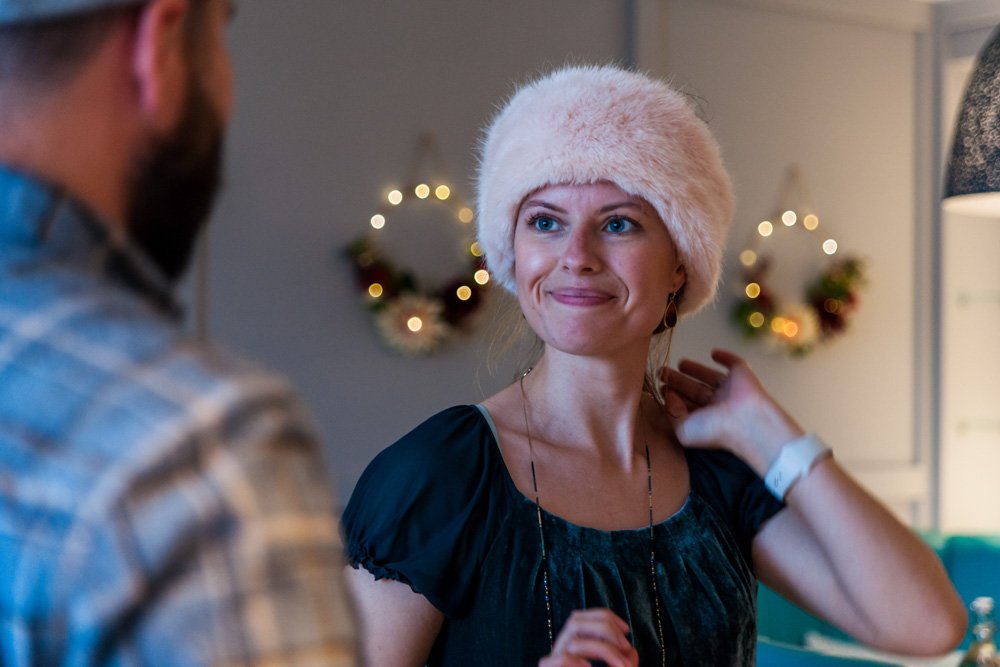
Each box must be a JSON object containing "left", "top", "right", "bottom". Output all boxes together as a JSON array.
[
  {"left": 685, "top": 447, "right": 760, "bottom": 492},
  {"left": 358, "top": 404, "right": 497, "bottom": 482},
  {"left": 341, "top": 404, "right": 510, "bottom": 615},
  {"left": 684, "top": 447, "right": 776, "bottom": 514},
  {"left": 684, "top": 447, "right": 784, "bottom": 562}
]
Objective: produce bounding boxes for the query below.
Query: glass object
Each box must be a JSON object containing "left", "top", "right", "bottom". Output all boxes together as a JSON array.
[{"left": 960, "top": 597, "right": 1000, "bottom": 666}]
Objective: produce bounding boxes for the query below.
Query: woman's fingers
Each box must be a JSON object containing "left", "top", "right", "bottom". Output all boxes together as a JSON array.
[
  {"left": 660, "top": 349, "right": 755, "bottom": 448},
  {"left": 675, "top": 358, "right": 727, "bottom": 390},
  {"left": 552, "top": 609, "right": 629, "bottom": 653},
  {"left": 710, "top": 348, "right": 748, "bottom": 369},
  {"left": 545, "top": 609, "right": 637, "bottom": 667},
  {"left": 662, "top": 367, "right": 717, "bottom": 407},
  {"left": 557, "top": 638, "right": 638, "bottom": 667},
  {"left": 664, "top": 388, "right": 691, "bottom": 421},
  {"left": 661, "top": 349, "right": 759, "bottom": 409},
  {"left": 538, "top": 656, "right": 590, "bottom": 667},
  {"left": 662, "top": 348, "right": 805, "bottom": 471}
]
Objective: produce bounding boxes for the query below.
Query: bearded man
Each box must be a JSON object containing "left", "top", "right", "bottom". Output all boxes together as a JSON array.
[{"left": 0, "top": 1, "right": 356, "bottom": 664}]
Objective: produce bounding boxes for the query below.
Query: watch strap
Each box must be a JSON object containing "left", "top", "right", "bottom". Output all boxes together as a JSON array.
[{"left": 764, "top": 433, "right": 832, "bottom": 501}]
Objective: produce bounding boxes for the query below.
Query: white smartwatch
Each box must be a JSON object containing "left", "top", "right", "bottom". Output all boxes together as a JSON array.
[{"left": 764, "top": 434, "right": 832, "bottom": 501}]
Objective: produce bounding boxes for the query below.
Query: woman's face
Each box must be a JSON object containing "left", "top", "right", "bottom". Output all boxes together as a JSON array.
[{"left": 513, "top": 181, "right": 686, "bottom": 358}]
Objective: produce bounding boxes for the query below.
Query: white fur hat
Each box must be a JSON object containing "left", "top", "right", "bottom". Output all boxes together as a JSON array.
[{"left": 476, "top": 65, "right": 733, "bottom": 316}]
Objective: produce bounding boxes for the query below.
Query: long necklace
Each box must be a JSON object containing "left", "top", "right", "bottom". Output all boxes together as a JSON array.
[{"left": 519, "top": 369, "right": 666, "bottom": 666}]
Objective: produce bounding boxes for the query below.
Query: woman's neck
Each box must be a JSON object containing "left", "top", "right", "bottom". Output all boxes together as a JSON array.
[{"left": 521, "top": 347, "right": 653, "bottom": 470}]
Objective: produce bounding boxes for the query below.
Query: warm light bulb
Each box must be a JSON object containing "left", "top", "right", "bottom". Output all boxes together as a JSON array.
[
  {"left": 470, "top": 241, "right": 483, "bottom": 257},
  {"left": 407, "top": 316, "right": 423, "bottom": 332},
  {"left": 771, "top": 316, "right": 786, "bottom": 333},
  {"left": 745, "top": 282, "right": 761, "bottom": 299},
  {"left": 387, "top": 190, "right": 403, "bottom": 206},
  {"left": 414, "top": 184, "right": 430, "bottom": 199},
  {"left": 748, "top": 312, "right": 765, "bottom": 328},
  {"left": 758, "top": 221, "right": 774, "bottom": 237},
  {"left": 458, "top": 207, "right": 474, "bottom": 223},
  {"left": 739, "top": 249, "right": 757, "bottom": 266},
  {"left": 474, "top": 269, "right": 490, "bottom": 285},
  {"left": 456, "top": 286, "right": 472, "bottom": 301},
  {"left": 822, "top": 239, "right": 838, "bottom": 255},
  {"left": 783, "top": 321, "right": 799, "bottom": 338},
  {"left": 782, "top": 210, "right": 797, "bottom": 226},
  {"left": 435, "top": 185, "right": 451, "bottom": 200},
  {"left": 368, "top": 283, "right": 383, "bottom": 298},
  {"left": 370, "top": 214, "right": 386, "bottom": 230},
  {"left": 803, "top": 214, "right": 819, "bottom": 230}
]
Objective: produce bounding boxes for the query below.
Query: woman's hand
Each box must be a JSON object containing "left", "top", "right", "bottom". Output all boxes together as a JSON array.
[
  {"left": 660, "top": 348, "right": 803, "bottom": 475},
  {"left": 538, "top": 609, "right": 638, "bottom": 667}
]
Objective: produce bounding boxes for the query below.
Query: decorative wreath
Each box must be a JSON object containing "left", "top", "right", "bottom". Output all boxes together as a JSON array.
[
  {"left": 730, "top": 209, "right": 867, "bottom": 358},
  {"left": 345, "top": 181, "right": 490, "bottom": 356}
]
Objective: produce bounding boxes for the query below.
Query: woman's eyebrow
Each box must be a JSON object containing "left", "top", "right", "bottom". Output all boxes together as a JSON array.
[
  {"left": 521, "top": 201, "right": 644, "bottom": 214},
  {"left": 521, "top": 200, "right": 567, "bottom": 213},
  {"left": 599, "top": 201, "right": 644, "bottom": 213}
]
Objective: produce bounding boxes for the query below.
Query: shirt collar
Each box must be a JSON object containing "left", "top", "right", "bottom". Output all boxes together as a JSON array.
[{"left": 0, "top": 164, "right": 183, "bottom": 319}]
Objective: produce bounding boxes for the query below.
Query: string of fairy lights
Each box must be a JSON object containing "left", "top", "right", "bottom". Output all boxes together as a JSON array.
[
  {"left": 346, "top": 176, "right": 490, "bottom": 356},
  {"left": 732, "top": 167, "right": 866, "bottom": 357}
]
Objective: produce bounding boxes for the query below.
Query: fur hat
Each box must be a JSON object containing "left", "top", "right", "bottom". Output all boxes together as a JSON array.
[{"left": 475, "top": 65, "right": 733, "bottom": 316}]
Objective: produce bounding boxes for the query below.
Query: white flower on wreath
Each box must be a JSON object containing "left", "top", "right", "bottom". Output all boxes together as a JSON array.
[
  {"left": 375, "top": 293, "right": 450, "bottom": 356},
  {"left": 769, "top": 303, "right": 821, "bottom": 352}
]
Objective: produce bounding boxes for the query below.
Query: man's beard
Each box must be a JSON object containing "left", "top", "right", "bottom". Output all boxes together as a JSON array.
[{"left": 126, "top": 76, "right": 224, "bottom": 283}]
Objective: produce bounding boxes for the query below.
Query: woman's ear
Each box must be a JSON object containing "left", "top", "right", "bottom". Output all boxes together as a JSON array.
[
  {"left": 129, "top": 0, "right": 191, "bottom": 134},
  {"left": 673, "top": 264, "right": 688, "bottom": 295}
]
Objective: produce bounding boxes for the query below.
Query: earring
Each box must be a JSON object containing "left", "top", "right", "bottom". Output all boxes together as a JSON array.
[{"left": 662, "top": 292, "right": 679, "bottom": 330}]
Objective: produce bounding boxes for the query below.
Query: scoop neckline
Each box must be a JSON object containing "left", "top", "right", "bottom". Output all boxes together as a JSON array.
[{"left": 471, "top": 403, "right": 695, "bottom": 535}]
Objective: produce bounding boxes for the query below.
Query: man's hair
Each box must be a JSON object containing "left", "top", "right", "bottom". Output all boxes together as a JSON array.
[{"left": 0, "top": 1, "right": 210, "bottom": 92}]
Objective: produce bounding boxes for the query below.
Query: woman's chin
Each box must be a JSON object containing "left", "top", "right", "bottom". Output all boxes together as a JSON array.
[{"left": 536, "top": 328, "right": 649, "bottom": 361}]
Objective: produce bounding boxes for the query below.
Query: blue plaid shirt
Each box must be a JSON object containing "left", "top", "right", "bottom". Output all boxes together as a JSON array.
[{"left": 0, "top": 166, "right": 357, "bottom": 666}]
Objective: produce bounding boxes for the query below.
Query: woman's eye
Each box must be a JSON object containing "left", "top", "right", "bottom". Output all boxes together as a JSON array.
[
  {"left": 605, "top": 216, "right": 636, "bottom": 233},
  {"left": 530, "top": 215, "right": 559, "bottom": 232}
]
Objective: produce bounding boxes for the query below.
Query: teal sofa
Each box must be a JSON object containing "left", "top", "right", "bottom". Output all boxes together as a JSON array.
[{"left": 755, "top": 533, "right": 1000, "bottom": 665}]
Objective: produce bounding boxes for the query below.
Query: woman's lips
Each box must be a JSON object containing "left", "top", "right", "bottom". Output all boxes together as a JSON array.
[{"left": 548, "top": 288, "right": 615, "bottom": 306}]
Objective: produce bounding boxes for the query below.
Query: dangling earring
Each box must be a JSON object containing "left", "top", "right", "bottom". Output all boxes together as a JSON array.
[
  {"left": 649, "top": 292, "right": 679, "bottom": 404},
  {"left": 662, "top": 292, "right": 679, "bottom": 330}
]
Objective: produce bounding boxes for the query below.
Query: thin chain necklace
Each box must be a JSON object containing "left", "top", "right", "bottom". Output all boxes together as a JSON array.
[{"left": 519, "top": 368, "right": 666, "bottom": 666}]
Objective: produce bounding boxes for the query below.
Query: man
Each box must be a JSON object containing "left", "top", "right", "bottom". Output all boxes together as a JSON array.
[{"left": 0, "top": 0, "right": 357, "bottom": 664}]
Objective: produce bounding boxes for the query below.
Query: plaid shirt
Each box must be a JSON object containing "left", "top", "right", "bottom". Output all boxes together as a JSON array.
[{"left": 0, "top": 167, "right": 357, "bottom": 666}]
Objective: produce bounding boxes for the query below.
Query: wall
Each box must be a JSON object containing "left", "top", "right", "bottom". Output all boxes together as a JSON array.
[
  {"left": 647, "top": 0, "right": 935, "bottom": 521},
  {"left": 195, "top": 1, "right": 627, "bottom": 506}
]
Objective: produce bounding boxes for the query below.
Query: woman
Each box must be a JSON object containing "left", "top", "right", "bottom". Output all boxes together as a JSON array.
[{"left": 342, "top": 65, "right": 965, "bottom": 666}]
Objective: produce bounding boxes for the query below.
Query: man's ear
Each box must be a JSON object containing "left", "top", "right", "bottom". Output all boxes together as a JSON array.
[{"left": 130, "top": 0, "right": 191, "bottom": 133}]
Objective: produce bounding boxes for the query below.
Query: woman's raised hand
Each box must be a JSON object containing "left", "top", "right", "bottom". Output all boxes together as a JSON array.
[
  {"left": 660, "top": 348, "right": 803, "bottom": 475},
  {"left": 538, "top": 609, "right": 639, "bottom": 667}
]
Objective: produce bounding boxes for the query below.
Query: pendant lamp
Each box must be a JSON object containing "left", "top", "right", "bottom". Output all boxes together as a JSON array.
[{"left": 944, "top": 25, "right": 1000, "bottom": 217}]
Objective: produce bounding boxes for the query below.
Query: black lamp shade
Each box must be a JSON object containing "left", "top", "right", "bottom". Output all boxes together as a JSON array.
[{"left": 945, "top": 25, "right": 1000, "bottom": 216}]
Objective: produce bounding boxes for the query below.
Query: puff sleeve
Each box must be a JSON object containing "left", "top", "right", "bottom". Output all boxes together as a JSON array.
[
  {"left": 686, "top": 448, "right": 785, "bottom": 569},
  {"left": 341, "top": 405, "right": 508, "bottom": 618}
]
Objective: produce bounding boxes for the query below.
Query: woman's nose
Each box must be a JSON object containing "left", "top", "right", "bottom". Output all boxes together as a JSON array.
[{"left": 560, "top": 228, "right": 602, "bottom": 273}]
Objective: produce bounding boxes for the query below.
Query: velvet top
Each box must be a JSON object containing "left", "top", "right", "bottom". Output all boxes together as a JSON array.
[{"left": 342, "top": 405, "right": 784, "bottom": 666}]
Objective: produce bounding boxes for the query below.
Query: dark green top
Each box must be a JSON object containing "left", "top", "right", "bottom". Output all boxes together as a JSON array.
[{"left": 343, "top": 405, "right": 784, "bottom": 666}]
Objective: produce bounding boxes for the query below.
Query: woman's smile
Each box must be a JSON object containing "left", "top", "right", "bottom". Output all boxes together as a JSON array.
[{"left": 547, "top": 285, "right": 617, "bottom": 306}]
